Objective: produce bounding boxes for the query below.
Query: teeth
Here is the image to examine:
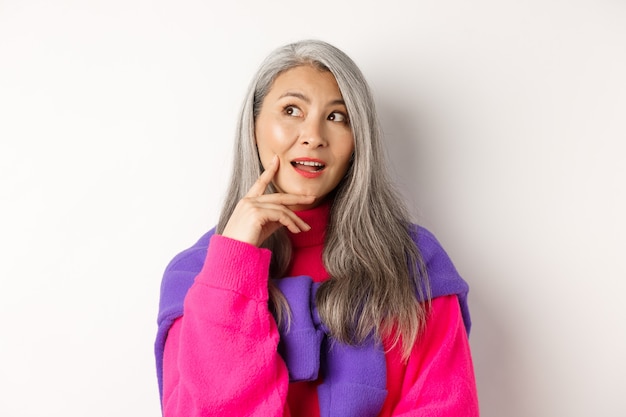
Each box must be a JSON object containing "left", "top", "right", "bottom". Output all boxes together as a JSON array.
[{"left": 295, "top": 161, "right": 324, "bottom": 167}]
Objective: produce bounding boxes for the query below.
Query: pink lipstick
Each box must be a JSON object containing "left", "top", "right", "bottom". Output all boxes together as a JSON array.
[{"left": 291, "top": 158, "right": 326, "bottom": 179}]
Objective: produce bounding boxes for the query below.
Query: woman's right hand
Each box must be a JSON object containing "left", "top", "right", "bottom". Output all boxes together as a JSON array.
[{"left": 221, "top": 155, "right": 315, "bottom": 247}]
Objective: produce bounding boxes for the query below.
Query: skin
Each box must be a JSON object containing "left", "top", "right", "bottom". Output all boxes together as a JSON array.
[{"left": 222, "top": 65, "right": 355, "bottom": 247}]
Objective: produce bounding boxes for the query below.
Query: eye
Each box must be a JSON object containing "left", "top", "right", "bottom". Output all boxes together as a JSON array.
[
  {"left": 328, "top": 111, "right": 348, "bottom": 123},
  {"left": 284, "top": 105, "right": 303, "bottom": 117}
]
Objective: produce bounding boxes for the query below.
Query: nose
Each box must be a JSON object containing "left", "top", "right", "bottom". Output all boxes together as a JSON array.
[{"left": 300, "top": 118, "right": 327, "bottom": 148}]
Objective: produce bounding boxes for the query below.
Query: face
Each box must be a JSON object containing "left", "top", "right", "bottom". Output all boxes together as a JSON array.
[{"left": 255, "top": 65, "right": 355, "bottom": 210}]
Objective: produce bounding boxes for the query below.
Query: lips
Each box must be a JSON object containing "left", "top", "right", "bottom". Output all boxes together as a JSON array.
[{"left": 290, "top": 158, "right": 326, "bottom": 178}]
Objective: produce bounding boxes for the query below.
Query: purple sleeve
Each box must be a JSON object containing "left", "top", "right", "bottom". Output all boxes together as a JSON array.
[{"left": 155, "top": 229, "right": 214, "bottom": 400}]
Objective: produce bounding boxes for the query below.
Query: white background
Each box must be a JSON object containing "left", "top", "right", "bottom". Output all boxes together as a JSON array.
[{"left": 1, "top": 1, "right": 625, "bottom": 416}]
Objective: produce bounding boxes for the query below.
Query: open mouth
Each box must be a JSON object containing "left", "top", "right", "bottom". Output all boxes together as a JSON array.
[{"left": 291, "top": 160, "right": 326, "bottom": 173}]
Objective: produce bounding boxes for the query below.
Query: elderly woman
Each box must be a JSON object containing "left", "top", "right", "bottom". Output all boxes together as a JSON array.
[{"left": 155, "top": 40, "right": 479, "bottom": 417}]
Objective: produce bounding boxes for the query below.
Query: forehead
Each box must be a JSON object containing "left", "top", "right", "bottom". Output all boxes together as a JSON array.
[{"left": 267, "top": 65, "right": 343, "bottom": 98}]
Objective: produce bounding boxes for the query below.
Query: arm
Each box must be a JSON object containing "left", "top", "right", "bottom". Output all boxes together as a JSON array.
[
  {"left": 385, "top": 295, "right": 479, "bottom": 416},
  {"left": 161, "top": 156, "right": 316, "bottom": 416},
  {"left": 162, "top": 235, "right": 291, "bottom": 417}
]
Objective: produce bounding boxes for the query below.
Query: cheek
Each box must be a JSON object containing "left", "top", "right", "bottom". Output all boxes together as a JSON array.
[
  {"left": 256, "top": 122, "right": 291, "bottom": 154},
  {"left": 337, "top": 137, "right": 355, "bottom": 167},
  {"left": 255, "top": 125, "right": 277, "bottom": 165}
]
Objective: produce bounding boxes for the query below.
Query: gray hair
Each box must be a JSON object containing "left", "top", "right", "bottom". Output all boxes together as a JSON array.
[{"left": 217, "top": 40, "right": 429, "bottom": 359}]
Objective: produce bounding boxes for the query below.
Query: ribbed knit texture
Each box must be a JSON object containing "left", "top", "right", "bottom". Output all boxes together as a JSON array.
[
  {"left": 156, "top": 201, "right": 479, "bottom": 416},
  {"left": 286, "top": 201, "right": 330, "bottom": 282}
]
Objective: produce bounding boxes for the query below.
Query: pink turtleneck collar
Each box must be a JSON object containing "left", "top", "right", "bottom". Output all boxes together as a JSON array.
[
  {"left": 288, "top": 200, "right": 331, "bottom": 249},
  {"left": 285, "top": 200, "right": 331, "bottom": 282}
]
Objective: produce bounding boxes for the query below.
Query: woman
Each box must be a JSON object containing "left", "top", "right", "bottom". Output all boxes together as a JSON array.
[{"left": 155, "top": 40, "right": 479, "bottom": 416}]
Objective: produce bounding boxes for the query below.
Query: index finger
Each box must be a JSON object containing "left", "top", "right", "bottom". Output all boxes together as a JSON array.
[{"left": 246, "top": 155, "right": 279, "bottom": 198}]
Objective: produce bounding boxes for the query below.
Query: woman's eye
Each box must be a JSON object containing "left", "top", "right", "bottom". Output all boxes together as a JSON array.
[
  {"left": 328, "top": 112, "right": 347, "bottom": 123},
  {"left": 284, "top": 106, "right": 303, "bottom": 117}
]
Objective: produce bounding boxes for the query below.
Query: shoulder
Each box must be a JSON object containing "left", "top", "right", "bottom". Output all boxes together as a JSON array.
[
  {"left": 409, "top": 225, "right": 448, "bottom": 263},
  {"left": 408, "top": 225, "right": 469, "bottom": 300},
  {"left": 163, "top": 228, "right": 215, "bottom": 274},
  {"left": 408, "top": 225, "right": 472, "bottom": 333}
]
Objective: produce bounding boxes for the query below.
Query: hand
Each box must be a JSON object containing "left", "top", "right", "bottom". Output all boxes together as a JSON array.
[{"left": 221, "top": 155, "right": 316, "bottom": 247}]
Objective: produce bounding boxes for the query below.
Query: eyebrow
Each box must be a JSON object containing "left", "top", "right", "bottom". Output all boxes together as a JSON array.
[{"left": 278, "top": 91, "right": 345, "bottom": 106}]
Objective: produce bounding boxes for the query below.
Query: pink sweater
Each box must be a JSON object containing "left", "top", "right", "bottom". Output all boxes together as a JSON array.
[{"left": 161, "top": 205, "right": 479, "bottom": 416}]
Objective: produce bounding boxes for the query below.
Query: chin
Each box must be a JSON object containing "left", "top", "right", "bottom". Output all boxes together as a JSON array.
[
  {"left": 276, "top": 181, "right": 320, "bottom": 197},
  {"left": 296, "top": 186, "right": 326, "bottom": 198}
]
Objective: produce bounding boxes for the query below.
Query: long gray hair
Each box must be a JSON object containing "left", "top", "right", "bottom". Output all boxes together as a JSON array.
[{"left": 217, "top": 40, "right": 429, "bottom": 359}]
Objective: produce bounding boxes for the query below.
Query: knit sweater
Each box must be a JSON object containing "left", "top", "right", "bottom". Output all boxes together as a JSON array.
[{"left": 156, "top": 203, "right": 479, "bottom": 416}]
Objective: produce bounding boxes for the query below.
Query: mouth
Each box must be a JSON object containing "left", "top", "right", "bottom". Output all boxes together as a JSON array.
[
  {"left": 290, "top": 160, "right": 326, "bottom": 172},
  {"left": 290, "top": 158, "right": 326, "bottom": 178}
]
